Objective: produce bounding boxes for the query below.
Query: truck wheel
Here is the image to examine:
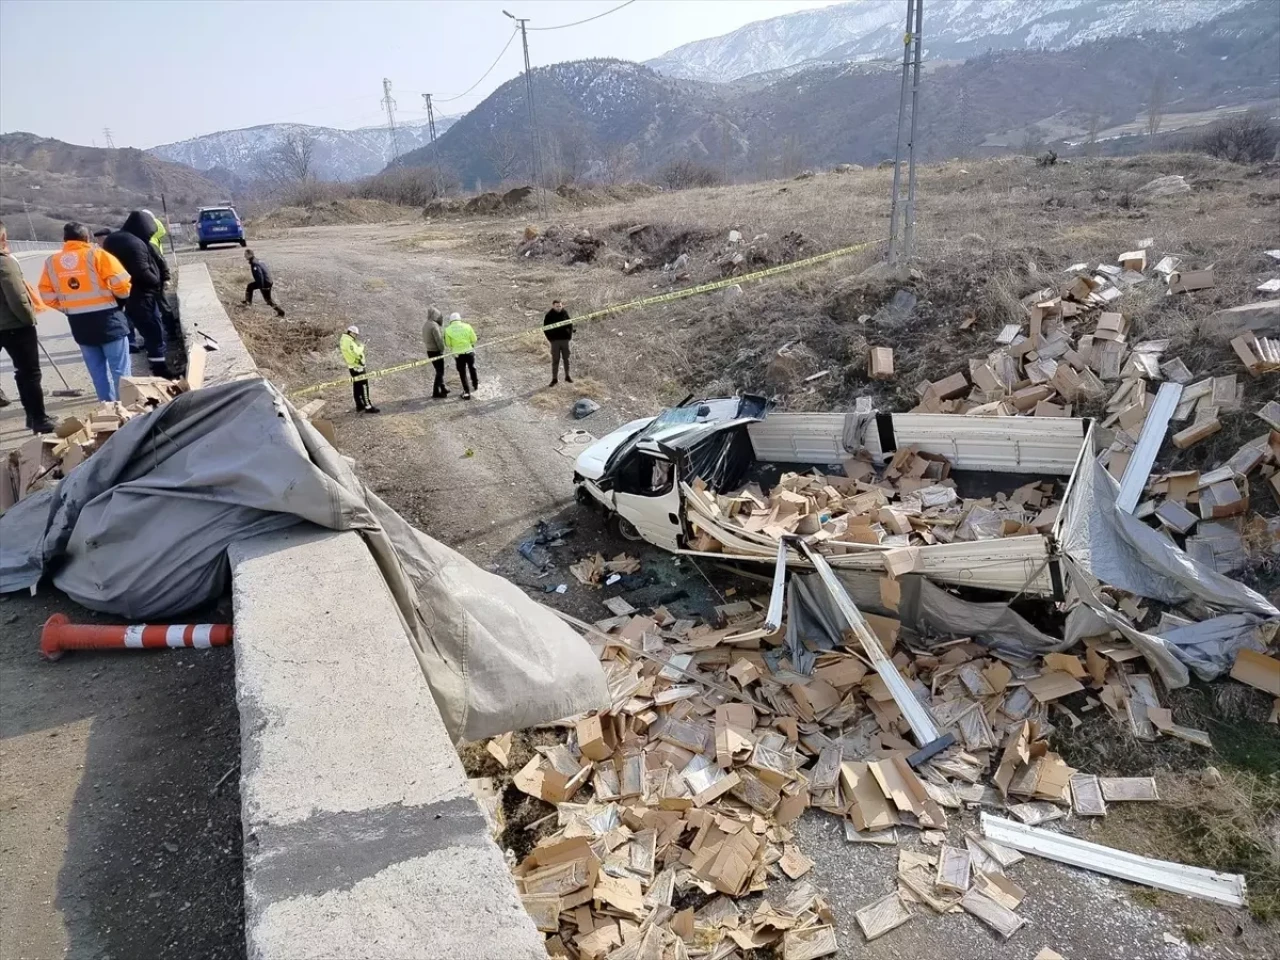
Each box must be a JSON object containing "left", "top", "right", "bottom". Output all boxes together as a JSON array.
[
  {"left": 238, "top": 239, "right": 247, "bottom": 247},
  {"left": 613, "top": 516, "right": 644, "bottom": 542},
  {"left": 574, "top": 485, "right": 594, "bottom": 507},
  {"left": 198, "top": 242, "right": 207, "bottom": 250}
]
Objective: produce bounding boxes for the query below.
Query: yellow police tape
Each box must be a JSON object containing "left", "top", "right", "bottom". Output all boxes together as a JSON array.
[{"left": 289, "top": 236, "right": 884, "bottom": 399}]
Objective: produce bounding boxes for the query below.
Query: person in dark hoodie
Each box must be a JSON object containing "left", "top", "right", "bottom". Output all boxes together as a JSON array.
[
  {"left": 103, "top": 210, "right": 170, "bottom": 375},
  {"left": 243, "top": 249, "right": 285, "bottom": 317}
]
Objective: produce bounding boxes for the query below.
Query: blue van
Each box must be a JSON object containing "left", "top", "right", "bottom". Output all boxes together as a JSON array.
[{"left": 196, "top": 206, "right": 246, "bottom": 249}]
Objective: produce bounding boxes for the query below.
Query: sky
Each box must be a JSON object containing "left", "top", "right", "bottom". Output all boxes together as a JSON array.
[{"left": 0, "top": 0, "right": 843, "bottom": 149}]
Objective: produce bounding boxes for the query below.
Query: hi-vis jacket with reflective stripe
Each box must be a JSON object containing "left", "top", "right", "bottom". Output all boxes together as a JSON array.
[
  {"left": 339, "top": 332, "right": 365, "bottom": 368},
  {"left": 38, "top": 241, "right": 131, "bottom": 315},
  {"left": 444, "top": 319, "right": 477, "bottom": 355}
]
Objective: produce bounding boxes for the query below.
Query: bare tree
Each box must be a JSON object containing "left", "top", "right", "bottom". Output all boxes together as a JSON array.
[
  {"left": 548, "top": 124, "right": 590, "bottom": 185},
  {"left": 482, "top": 128, "right": 521, "bottom": 184},
  {"left": 1146, "top": 74, "right": 1166, "bottom": 138},
  {"left": 262, "top": 129, "right": 317, "bottom": 185},
  {"left": 1085, "top": 107, "right": 1102, "bottom": 156},
  {"left": 781, "top": 133, "right": 802, "bottom": 178},
  {"left": 597, "top": 142, "right": 634, "bottom": 185},
  {"left": 1019, "top": 126, "right": 1045, "bottom": 157},
  {"left": 1190, "top": 110, "right": 1279, "bottom": 163},
  {"left": 657, "top": 158, "right": 720, "bottom": 190}
]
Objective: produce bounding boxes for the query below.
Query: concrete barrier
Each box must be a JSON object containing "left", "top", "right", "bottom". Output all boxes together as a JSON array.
[{"left": 178, "top": 265, "right": 545, "bottom": 960}]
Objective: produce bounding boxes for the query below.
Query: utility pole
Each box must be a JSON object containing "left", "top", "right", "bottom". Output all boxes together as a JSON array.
[
  {"left": 886, "top": 0, "right": 923, "bottom": 266},
  {"left": 381, "top": 78, "right": 402, "bottom": 167},
  {"left": 504, "top": 10, "right": 547, "bottom": 217},
  {"left": 102, "top": 127, "right": 115, "bottom": 149},
  {"left": 422, "top": 93, "right": 445, "bottom": 197}
]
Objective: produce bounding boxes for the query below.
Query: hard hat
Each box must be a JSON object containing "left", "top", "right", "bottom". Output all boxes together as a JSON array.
[
  {"left": 346, "top": 325, "right": 359, "bottom": 335},
  {"left": 449, "top": 312, "right": 461, "bottom": 322}
]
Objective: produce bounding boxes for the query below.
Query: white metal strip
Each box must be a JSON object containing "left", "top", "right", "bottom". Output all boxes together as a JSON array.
[
  {"left": 981, "top": 813, "right": 1246, "bottom": 907},
  {"left": 799, "top": 542, "right": 941, "bottom": 746},
  {"left": 123, "top": 624, "right": 145, "bottom": 648},
  {"left": 191, "top": 624, "right": 213, "bottom": 649},
  {"left": 165, "top": 625, "right": 187, "bottom": 648},
  {"left": 889, "top": 414, "right": 1087, "bottom": 474},
  {"left": 1116, "top": 381, "right": 1183, "bottom": 513},
  {"left": 764, "top": 539, "right": 787, "bottom": 632}
]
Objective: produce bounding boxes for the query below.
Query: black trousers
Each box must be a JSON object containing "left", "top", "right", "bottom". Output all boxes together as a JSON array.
[
  {"left": 246, "top": 282, "right": 284, "bottom": 315},
  {"left": 550, "top": 339, "right": 571, "bottom": 379},
  {"left": 428, "top": 352, "right": 447, "bottom": 396},
  {"left": 125, "top": 292, "right": 167, "bottom": 369},
  {"left": 349, "top": 367, "right": 371, "bottom": 410},
  {"left": 0, "top": 325, "right": 47, "bottom": 426},
  {"left": 454, "top": 353, "right": 478, "bottom": 392}
]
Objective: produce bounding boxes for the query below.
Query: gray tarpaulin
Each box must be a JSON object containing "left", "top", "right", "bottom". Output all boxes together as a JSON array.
[
  {"left": 1060, "top": 458, "right": 1277, "bottom": 617},
  {"left": 785, "top": 569, "right": 1066, "bottom": 672},
  {"left": 0, "top": 378, "right": 607, "bottom": 742},
  {"left": 1058, "top": 459, "right": 1277, "bottom": 686}
]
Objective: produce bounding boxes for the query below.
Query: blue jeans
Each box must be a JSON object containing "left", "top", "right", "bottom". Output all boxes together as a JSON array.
[{"left": 80, "top": 338, "right": 131, "bottom": 401}]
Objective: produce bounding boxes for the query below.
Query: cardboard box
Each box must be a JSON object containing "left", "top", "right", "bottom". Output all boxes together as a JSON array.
[
  {"left": 1172, "top": 418, "right": 1221, "bottom": 449},
  {"left": 1169, "top": 268, "right": 1214, "bottom": 293},
  {"left": 869, "top": 347, "right": 894, "bottom": 380}
]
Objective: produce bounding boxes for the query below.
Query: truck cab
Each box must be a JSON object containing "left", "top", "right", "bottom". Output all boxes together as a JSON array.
[{"left": 573, "top": 396, "right": 766, "bottom": 549}]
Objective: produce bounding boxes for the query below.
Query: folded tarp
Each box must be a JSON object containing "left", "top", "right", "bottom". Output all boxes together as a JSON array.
[
  {"left": 1059, "top": 458, "right": 1277, "bottom": 618},
  {"left": 0, "top": 378, "right": 607, "bottom": 741}
]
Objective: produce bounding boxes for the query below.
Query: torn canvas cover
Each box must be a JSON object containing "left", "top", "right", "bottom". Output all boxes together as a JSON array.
[
  {"left": 0, "top": 378, "right": 607, "bottom": 741},
  {"left": 1059, "top": 458, "right": 1277, "bottom": 618}
]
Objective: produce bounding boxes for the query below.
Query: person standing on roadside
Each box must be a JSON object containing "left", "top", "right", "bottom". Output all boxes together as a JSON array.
[
  {"left": 339, "top": 324, "right": 379, "bottom": 414},
  {"left": 543, "top": 298, "right": 573, "bottom": 386},
  {"left": 243, "top": 249, "right": 286, "bottom": 317},
  {"left": 103, "top": 210, "right": 171, "bottom": 376},
  {"left": 38, "top": 222, "right": 133, "bottom": 402},
  {"left": 421, "top": 306, "right": 449, "bottom": 399},
  {"left": 0, "top": 219, "right": 56, "bottom": 433},
  {"left": 444, "top": 311, "right": 478, "bottom": 399}
]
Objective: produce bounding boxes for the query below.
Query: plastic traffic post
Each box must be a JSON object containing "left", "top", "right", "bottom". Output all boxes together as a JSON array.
[{"left": 39, "top": 613, "right": 233, "bottom": 661}]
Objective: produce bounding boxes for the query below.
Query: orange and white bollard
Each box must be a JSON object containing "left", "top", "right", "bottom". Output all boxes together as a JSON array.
[{"left": 39, "top": 613, "right": 233, "bottom": 661}]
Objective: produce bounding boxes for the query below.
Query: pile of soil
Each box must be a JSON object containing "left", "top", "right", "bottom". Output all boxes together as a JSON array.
[{"left": 251, "top": 198, "right": 409, "bottom": 228}]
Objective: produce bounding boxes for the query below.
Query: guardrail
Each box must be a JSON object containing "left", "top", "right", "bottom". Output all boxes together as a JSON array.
[{"left": 6, "top": 240, "right": 60, "bottom": 253}]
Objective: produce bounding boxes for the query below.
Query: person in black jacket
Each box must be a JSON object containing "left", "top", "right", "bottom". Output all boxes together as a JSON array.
[
  {"left": 103, "top": 210, "right": 170, "bottom": 375},
  {"left": 543, "top": 298, "right": 573, "bottom": 386},
  {"left": 243, "top": 250, "right": 285, "bottom": 317}
]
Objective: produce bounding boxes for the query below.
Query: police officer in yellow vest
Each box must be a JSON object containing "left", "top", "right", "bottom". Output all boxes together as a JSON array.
[
  {"left": 37, "top": 222, "right": 133, "bottom": 402},
  {"left": 339, "top": 324, "right": 379, "bottom": 413},
  {"left": 444, "top": 311, "right": 478, "bottom": 400}
]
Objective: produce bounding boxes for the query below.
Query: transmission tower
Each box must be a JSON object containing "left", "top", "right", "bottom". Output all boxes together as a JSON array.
[
  {"left": 422, "top": 93, "right": 445, "bottom": 196},
  {"left": 887, "top": 0, "right": 924, "bottom": 266},
  {"left": 381, "top": 78, "right": 402, "bottom": 166},
  {"left": 504, "top": 10, "right": 547, "bottom": 217},
  {"left": 102, "top": 127, "right": 116, "bottom": 149}
]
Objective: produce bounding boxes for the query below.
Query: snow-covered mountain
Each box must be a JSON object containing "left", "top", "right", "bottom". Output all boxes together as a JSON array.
[
  {"left": 647, "top": 0, "right": 1251, "bottom": 82},
  {"left": 148, "top": 117, "right": 458, "bottom": 182}
]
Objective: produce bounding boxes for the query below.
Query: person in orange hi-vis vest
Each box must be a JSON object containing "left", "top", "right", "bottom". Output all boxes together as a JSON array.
[{"left": 38, "top": 221, "right": 133, "bottom": 402}]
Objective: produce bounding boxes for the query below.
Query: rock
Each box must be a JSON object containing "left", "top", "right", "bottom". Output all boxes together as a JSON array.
[
  {"left": 877, "top": 159, "right": 895, "bottom": 169},
  {"left": 794, "top": 170, "right": 815, "bottom": 180},
  {"left": 871, "top": 289, "right": 918, "bottom": 327},
  {"left": 833, "top": 163, "right": 863, "bottom": 173},
  {"left": 1202, "top": 766, "right": 1224, "bottom": 787},
  {"left": 959, "top": 233, "right": 987, "bottom": 244},
  {"left": 727, "top": 230, "right": 741, "bottom": 244},
  {"left": 572, "top": 398, "right": 600, "bottom": 419},
  {"left": 765, "top": 341, "right": 818, "bottom": 386},
  {"left": 723, "top": 284, "right": 744, "bottom": 302},
  {"left": 672, "top": 252, "right": 689, "bottom": 271},
  {"left": 750, "top": 234, "right": 769, "bottom": 244},
  {"left": 577, "top": 228, "right": 593, "bottom": 241},
  {"left": 523, "top": 225, "right": 538, "bottom": 241},
  {"left": 1134, "top": 175, "right": 1191, "bottom": 200},
  {"left": 1202, "top": 300, "right": 1280, "bottom": 340}
]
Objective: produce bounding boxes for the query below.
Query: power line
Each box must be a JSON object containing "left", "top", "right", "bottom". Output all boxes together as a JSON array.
[
  {"left": 527, "top": 0, "right": 636, "bottom": 31},
  {"left": 505, "top": 11, "right": 547, "bottom": 217},
  {"left": 435, "top": 29, "right": 520, "bottom": 103}
]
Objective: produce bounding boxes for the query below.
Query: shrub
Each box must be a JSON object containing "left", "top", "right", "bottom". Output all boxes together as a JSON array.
[
  {"left": 355, "top": 166, "right": 458, "bottom": 208},
  {"left": 1188, "top": 111, "right": 1279, "bottom": 164},
  {"left": 656, "top": 158, "right": 722, "bottom": 191}
]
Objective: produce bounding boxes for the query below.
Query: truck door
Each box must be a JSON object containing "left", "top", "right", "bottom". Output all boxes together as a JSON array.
[{"left": 613, "top": 453, "right": 683, "bottom": 551}]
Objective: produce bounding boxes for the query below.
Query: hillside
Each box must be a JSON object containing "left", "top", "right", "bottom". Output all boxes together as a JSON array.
[
  {"left": 398, "top": 4, "right": 1279, "bottom": 185},
  {"left": 398, "top": 59, "right": 735, "bottom": 190},
  {"left": 149, "top": 117, "right": 458, "bottom": 183},
  {"left": 0, "top": 132, "right": 225, "bottom": 240},
  {"left": 646, "top": 0, "right": 1250, "bottom": 82}
]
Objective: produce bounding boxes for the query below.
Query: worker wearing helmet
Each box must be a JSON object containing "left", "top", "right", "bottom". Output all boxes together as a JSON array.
[
  {"left": 443, "top": 311, "right": 478, "bottom": 400},
  {"left": 338, "top": 324, "right": 379, "bottom": 414}
]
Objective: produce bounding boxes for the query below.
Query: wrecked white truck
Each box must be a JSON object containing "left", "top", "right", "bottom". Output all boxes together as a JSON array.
[{"left": 573, "top": 397, "right": 1094, "bottom": 597}]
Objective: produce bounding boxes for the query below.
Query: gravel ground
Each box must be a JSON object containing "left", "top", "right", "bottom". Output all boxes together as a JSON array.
[{"left": 0, "top": 589, "right": 243, "bottom": 960}]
